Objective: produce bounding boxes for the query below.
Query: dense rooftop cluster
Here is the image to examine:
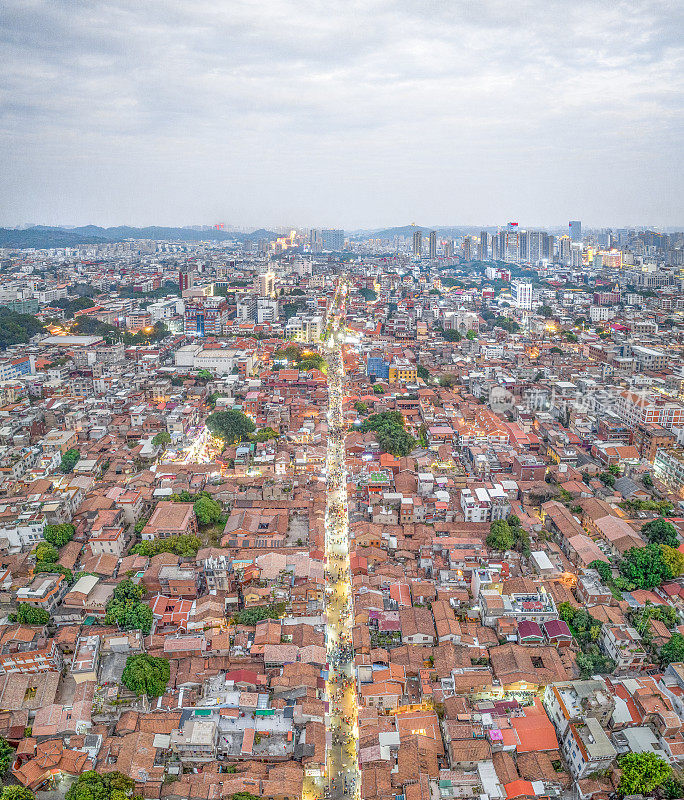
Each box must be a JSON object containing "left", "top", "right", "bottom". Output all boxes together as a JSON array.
[{"left": 0, "top": 224, "right": 682, "bottom": 800}]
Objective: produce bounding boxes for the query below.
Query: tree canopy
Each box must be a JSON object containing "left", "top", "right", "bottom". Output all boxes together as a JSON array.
[
  {"left": 16, "top": 603, "right": 50, "bottom": 626},
  {"left": 617, "top": 752, "right": 671, "bottom": 796},
  {"left": 152, "top": 431, "right": 171, "bottom": 448},
  {"left": 43, "top": 523, "right": 75, "bottom": 547},
  {"left": 662, "top": 545, "right": 684, "bottom": 578},
  {"left": 104, "top": 579, "right": 152, "bottom": 634},
  {"left": 588, "top": 559, "right": 612, "bottom": 582},
  {"left": 0, "top": 735, "right": 15, "bottom": 774},
  {"left": 359, "top": 411, "right": 415, "bottom": 457},
  {"left": 194, "top": 495, "right": 222, "bottom": 526},
  {"left": 131, "top": 534, "right": 201, "bottom": 558},
  {"left": 620, "top": 543, "right": 673, "bottom": 589},
  {"left": 234, "top": 604, "right": 285, "bottom": 626},
  {"left": 121, "top": 653, "right": 170, "bottom": 698},
  {"left": 642, "top": 517, "right": 679, "bottom": 548},
  {"left": 0, "top": 788, "right": 35, "bottom": 800},
  {"left": 206, "top": 410, "right": 256, "bottom": 445},
  {"left": 35, "top": 542, "right": 58, "bottom": 563},
  {"left": 660, "top": 632, "right": 684, "bottom": 667},
  {"left": 60, "top": 448, "right": 80, "bottom": 474},
  {"left": 0, "top": 307, "right": 44, "bottom": 350},
  {"left": 486, "top": 520, "right": 515, "bottom": 551},
  {"left": 65, "top": 771, "right": 138, "bottom": 800},
  {"left": 486, "top": 517, "right": 529, "bottom": 556}
]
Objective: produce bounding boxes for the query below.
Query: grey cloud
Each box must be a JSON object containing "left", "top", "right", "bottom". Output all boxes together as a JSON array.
[{"left": 0, "top": 0, "right": 682, "bottom": 228}]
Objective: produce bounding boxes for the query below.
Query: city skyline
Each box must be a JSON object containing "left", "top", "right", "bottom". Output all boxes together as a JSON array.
[{"left": 1, "top": 0, "right": 682, "bottom": 229}]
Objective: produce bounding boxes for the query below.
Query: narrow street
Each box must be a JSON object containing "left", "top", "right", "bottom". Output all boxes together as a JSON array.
[{"left": 323, "top": 286, "right": 360, "bottom": 800}]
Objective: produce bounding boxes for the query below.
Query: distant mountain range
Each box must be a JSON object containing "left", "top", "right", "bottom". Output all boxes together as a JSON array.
[
  {"left": 347, "top": 225, "right": 497, "bottom": 241},
  {"left": 0, "top": 225, "right": 280, "bottom": 249}
]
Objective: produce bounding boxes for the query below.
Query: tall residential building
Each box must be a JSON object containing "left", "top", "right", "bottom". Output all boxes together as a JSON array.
[
  {"left": 570, "top": 220, "right": 582, "bottom": 243},
  {"left": 321, "top": 229, "right": 344, "bottom": 250},
  {"left": 462, "top": 236, "right": 472, "bottom": 261},
  {"left": 184, "top": 296, "right": 229, "bottom": 337},
  {"left": 529, "top": 231, "right": 544, "bottom": 263},
  {"left": 179, "top": 267, "right": 194, "bottom": 292},
  {"left": 444, "top": 240, "right": 454, "bottom": 259},
  {"left": 559, "top": 236, "right": 571, "bottom": 264},
  {"left": 309, "top": 229, "right": 322, "bottom": 252},
  {"left": 512, "top": 280, "right": 533, "bottom": 310},
  {"left": 428, "top": 230, "right": 437, "bottom": 259},
  {"left": 412, "top": 230, "right": 422, "bottom": 259},
  {"left": 498, "top": 224, "right": 520, "bottom": 262},
  {"left": 257, "top": 270, "right": 275, "bottom": 298},
  {"left": 543, "top": 233, "right": 555, "bottom": 261},
  {"left": 480, "top": 231, "right": 489, "bottom": 260},
  {"left": 519, "top": 231, "right": 529, "bottom": 263}
]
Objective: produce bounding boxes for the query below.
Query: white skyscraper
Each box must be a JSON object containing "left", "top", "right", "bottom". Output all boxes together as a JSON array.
[{"left": 512, "top": 280, "right": 533, "bottom": 310}]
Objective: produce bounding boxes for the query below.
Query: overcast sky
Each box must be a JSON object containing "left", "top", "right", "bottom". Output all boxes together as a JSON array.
[{"left": 1, "top": 0, "right": 682, "bottom": 230}]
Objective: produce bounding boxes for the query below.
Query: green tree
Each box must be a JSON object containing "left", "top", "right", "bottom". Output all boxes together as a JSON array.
[
  {"left": 121, "top": 653, "right": 170, "bottom": 698},
  {"left": 359, "top": 411, "right": 415, "bottom": 457},
  {"left": 372, "top": 384, "right": 385, "bottom": 394},
  {"left": 660, "top": 632, "right": 684, "bottom": 666},
  {"left": 608, "top": 463, "right": 621, "bottom": 476},
  {"left": 105, "top": 580, "right": 152, "bottom": 634},
  {"left": 65, "top": 771, "right": 136, "bottom": 800},
  {"left": 35, "top": 542, "right": 59, "bottom": 563},
  {"left": 0, "top": 787, "right": 35, "bottom": 800},
  {"left": 486, "top": 520, "right": 515, "bottom": 551},
  {"left": 134, "top": 517, "right": 148, "bottom": 534},
  {"left": 130, "top": 534, "right": 202, "bottom": 558},
  {"left": 439, "top": 374, "right": 457, "bottom": 388},
  {"left": 643, "top": 472, "right": 654, "bottom": 488},
  {"left": 43, "top": 523, "right": 75, "bottom": 547},
  {"left": 642, "top": 517, "right": 679, "bottom": 548},
  {"left": 663, "top": 776, "right": 684, "bottom": 800},
  {"left": 33, "top": 563, "right": 72, "bottom": 582},
  {"left": 152, "top": 431, "right": 171, "bottom": 448},
  {"left": 253, "top": 426, "right": 279, "bottom": 443},
  {"left": 493, "top": 316, "right": 520, "bottom": 333},
  {"left": 539, "top": 305, "right": 553, "bottom": 318},
  {"left": 194, "top": 495, "right": 222, "bottom": 526},
  {"left": 416, "top": 365, "right": 429, "bottom": 382},
  {"left": 466, "top": 330, "right": 477, "bottom": 340},
  {"left": 588, "top": 559, "right": 612, "bottom": 582},
  {"left": 354, "top": 401, "right": 368, "bottom": 415},
  {"left": 0, "top": 308, "right": 45, "bottom": 350},
  {"left": 16, "top": 603, "right": 50, "bottom": 625},
  {"left": 440, "top": 328, "right": 461, "bottom": 342},
  {"left": 235, "top": 604, "right": 285, "bottom": 626},
  {"left": 662, "top": 544, "right": 684, "bottom": 578},
  {"left": 206, "top": 410, "right": 256, "bottom": 444},
  {"left": 60, "top": 448, "right": 80, "bottom": 474},
  {"left": 575, "top": 649, "right": 615, "bottom": 678},
  {"left": 620, "top": 544, "right": 673, "bottom": 589},
  {"left": 598, "top": 471, "right": 615, "bottom": 487},
  {"left": 617, "top": 752, "right": 671, "bottom": 796},
  {"left": 0, "top": 736, "right": 15, "bottom": 774}
]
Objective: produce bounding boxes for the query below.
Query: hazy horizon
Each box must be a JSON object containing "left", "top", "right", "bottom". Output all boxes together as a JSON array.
[
  {"left": 5, "top": 221, "right": 684, "bottom": 234},
  {"left": 2, "top": 0, "right": 682, "bottom": 229}
]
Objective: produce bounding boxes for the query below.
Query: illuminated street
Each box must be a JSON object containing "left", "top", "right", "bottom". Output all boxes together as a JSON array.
[{"left": 323, "top": 285, "right": 359, "bottom": 800}]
